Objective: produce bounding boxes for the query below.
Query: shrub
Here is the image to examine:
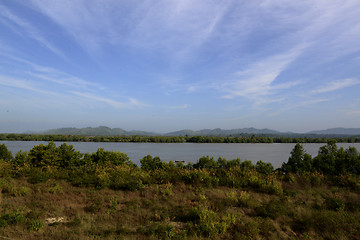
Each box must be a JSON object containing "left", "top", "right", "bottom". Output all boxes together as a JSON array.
[
  {"left": 256, "top": 200, "right": 287, "bottom": 219},
  {"left": 323, "top": 196, "right": 345, "bottom": 211},
  {"left": 193, "top": 156, "right": 218, "bottom": 169},
  {"left": 140, "top": 155, "right": 165, "bottom": 171},
  {"left": 187, "top": 205, "right": 235, "bottom": 237},
  {"left": 109, "top": 166, "right": 147, "bottom": 191},
  {"left": 237, "top": 191, "right": 253, "bottom": 208},
  {"left": 0, "top": 160, "right": 12, "bottom": 177},
  {"left": 0, "top": 210, "right": 25, "bottom": 227},
  {"left": 28, "top": 219, "right": 43, "bottom": 231},
  {"left": 91, "top": 148, "right": 131, "bottom": 167},
  {"left": 0, "top": 144, "right": 13, "bottom": 161},
  {"left": 48, "top": 181, "right": 63, "bottom": 194},
  {"left": 256, "top": 160, "right": 273, "bottom": 174},
  {"left": 27, "top": 168, "right": 51, "bottom": 184}
]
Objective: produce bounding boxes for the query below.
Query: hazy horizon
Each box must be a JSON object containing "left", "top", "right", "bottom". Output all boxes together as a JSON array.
[{"left": 1, "top": 1, "right": 360, "bottom": 133}]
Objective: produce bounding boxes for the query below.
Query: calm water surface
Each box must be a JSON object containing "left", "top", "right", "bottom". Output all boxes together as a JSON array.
[{"left": 1, "top": 141, "right": 360, "bottom": 167}]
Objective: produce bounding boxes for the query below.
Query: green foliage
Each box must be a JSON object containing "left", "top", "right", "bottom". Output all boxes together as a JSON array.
[
  {"left": 313, "top": 141, "right": 338, "bottom": 175},
  {"left": 187, "top": 203, "right": 235, "bottom": 237},
  {"left": 141, "top": 155, "right": 165, "bottom": 171},
  {"left": 256, "top": 160, "right": 273, "bottom": 174},
  {"left": 323, "top": 196, "right": 345, "bottom": 211},
  {"left": 138, "top": 222, "right": 179, "bottom": 239},
  {"left": 56, "top": 143, "right": 83, "bottom": 168},
  {"left": 28, "top": 219, "right": 43, "bottom": 231},
  {"left": 283, "top": 141, "right": 360, "bottom": 176},
  {"left": 255, "top": 199, "right": 287, "bottom": 219},
  {"left": 0, "top": 210, "right": 25, "bottom": 227},
  {"left": 47, "top": 181, "right": 63, "bottom": 194},
  {"left": 0, "top": 143, "right": 13, "bottom": 161},
  {"left": 28, "top": 141, "right": 59, "bottom": 168},
  {"left": 241, "top": 160, "right": 255, "bottom": 170},
  {"left": 90, "top": 148, "right": 131, "bottom": 167},
  {"left": 109, "top": 166, "right": 147, "bottom": 191},
  {"left": 282, "top": 143, "right": 312, "bottom": 173},
  {"left": 193, "top": 156, "right": 217, "bottom": 169}
]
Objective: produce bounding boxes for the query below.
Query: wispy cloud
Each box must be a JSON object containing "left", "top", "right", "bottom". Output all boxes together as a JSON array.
[
  {"left": 0, "top": 74, "right": 54, "bottom": 95},
  {"left": 0, "top": 3, "right": 67, "bottom": 60},
  {"left": 0, "top": 52, "right": 144, "bottom": 110},
  {"left": 70, "top": 91, "right": 144, "bottom": 109},
  {"left": 0, "top": 53, "right": 102, "bottom": 91},
  {"left": 311, "top": 78, "right": 360, "bottom": 94},
  {"left": 26, "top": 0, "right": 231, "bottom": 61},
  {"left": 221, "top": 45, "right": 306, "bottom": 100},
  {"left": 346, "top": 110, "right": 360, "bottom": 116},
  {"left": 269, "top": 98, "right": 330, "bottom": 116},
  {"left": 163, "top": 104, "right": 190, "bottom": 110}
]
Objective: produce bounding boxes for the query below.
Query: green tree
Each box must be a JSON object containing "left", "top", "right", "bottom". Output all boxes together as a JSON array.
[
  {"left": 256, "top": 160, "right": 273, "bottom": 174},
  {"left": 193, "top": 156, "right": 218, "bottom": 169},
  {"left": 91, "top": 148, "right": 130, "bottom": 166},
  {"left": 56, "top": 143, "right": 83, "bottom": 168},
  {"left": 0, "top": 144, "right": 13, "bottom": 161},
  {"left": 28, "top": 142, "right": 59, "bottom": 168},
  {"left": 282, "top": 143, "right": 312, "bottom": 173},
  {"left": 312, "top": 140, "right": 338, "bottom": 174},
  {"left": 140, "top": 155, "right": 164, "bottom": 170}
]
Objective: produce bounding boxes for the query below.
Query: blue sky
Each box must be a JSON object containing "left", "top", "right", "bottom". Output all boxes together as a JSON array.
[{"left": 1, "top": 0, "right": 360, "bottom": 133}]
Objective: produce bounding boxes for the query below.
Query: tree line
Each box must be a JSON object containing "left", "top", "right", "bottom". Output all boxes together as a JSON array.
[
  {"left": 0, "top": 140, "right": 359, "bottom": 191},
  {"left": 1, "top": 133, "right": 360, "bottom": 143}
]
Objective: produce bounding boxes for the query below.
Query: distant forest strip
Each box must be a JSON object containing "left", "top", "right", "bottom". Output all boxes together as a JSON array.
[{"left": 1, "top": 133, "right": 360, "bottom": 143}]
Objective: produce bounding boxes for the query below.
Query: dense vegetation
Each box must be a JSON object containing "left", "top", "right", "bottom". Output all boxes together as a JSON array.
[
  {"left": 1, "top": 133, "right": 360, "bottom": 143},
  {"left": 0, "top": 142, "right": 359, "bottom": 239}
]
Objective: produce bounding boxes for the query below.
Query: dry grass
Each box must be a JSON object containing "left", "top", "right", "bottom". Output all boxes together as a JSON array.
[{"left": 0, "top": 177, "right": 359, "bottom": 239}]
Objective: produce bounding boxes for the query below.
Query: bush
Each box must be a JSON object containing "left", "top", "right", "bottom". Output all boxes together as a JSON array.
[
  {"left": 256, "top": 160, "right": 273, "bottom": 174},
  {"left": 187, "top": 205, "right": 235, "bottom": 237},
  {"left": 28, "top": 219, "right": 43, "bottom": 231},
  {"left": 141, "top": 155, "right": 165, "bottom": 171},
  {"left": 193, "top": 156, "right": 218, "bottom": 169},
  {"left": 0, "top": 210, "right": 25, "bottom": 227},
  {"left": 0, "top": 144, "right": 13, "bottom": 161},
  {"left": 91, "top": 148, "right": 131, "bottom": 167},
  {"left": 323, "top": 196, "right": 345, "bottom": 211},
  {"left": 256, "top": 200, "right": 287, "bottom": 219}
]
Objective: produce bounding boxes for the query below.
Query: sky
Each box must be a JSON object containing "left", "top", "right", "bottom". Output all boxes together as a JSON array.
[{"left": 1, "top": 0, "right": 360, "bottom": 133}]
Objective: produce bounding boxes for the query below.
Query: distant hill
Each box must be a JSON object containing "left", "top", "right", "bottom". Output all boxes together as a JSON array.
[
  {"left": 40, "top": 126, "right": 360, "bottom": 137},
  {"left": 307, "top": 128, "right": 360, "bottom": 135},
  {"left": 43, "top": 126, "right": 159, "bottom": 136},
  {"left": 165, "top": 128, "right": 282, "bottom": 136}
]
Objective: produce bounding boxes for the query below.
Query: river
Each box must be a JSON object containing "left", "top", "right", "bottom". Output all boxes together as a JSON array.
[{"left": 1, "top": 141, "right": 360, "bottom": 167}]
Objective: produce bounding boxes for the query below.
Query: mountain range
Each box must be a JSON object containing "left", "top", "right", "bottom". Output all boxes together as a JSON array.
[{"left": 38, "top": 126, "right": 360, "bottom": 137}]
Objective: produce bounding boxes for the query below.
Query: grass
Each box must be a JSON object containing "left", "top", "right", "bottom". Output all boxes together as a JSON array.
[{"left": 0, "top": 176, "right": 359, "bottom": 240}]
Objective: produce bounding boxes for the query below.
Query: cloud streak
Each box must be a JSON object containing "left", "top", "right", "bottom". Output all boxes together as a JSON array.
[
  {"left": 70, "top": 91, "right": 144, "bottom": 109},
  {"left": 0, "top": 3, "right": 67, "bottom": 60},
  {"left": 221, "top": 45, "right": 306, "bottom": 101},
  {"left": 311, "top": 79, "right": 360, "bottom": 94}
]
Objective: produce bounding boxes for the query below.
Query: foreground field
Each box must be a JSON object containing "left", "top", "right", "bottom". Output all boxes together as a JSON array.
[
  {"left": 0, "top": 142, "right": 359, "bottom": 239},
  {"left": 0, "top": 177, "right": 359, "bottom": 239}
]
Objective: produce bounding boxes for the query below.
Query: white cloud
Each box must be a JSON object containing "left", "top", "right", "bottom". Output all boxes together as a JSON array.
[
  {"left": 0, "top": 3, "right": 67, "bottom": 59},
  {"left": 70, "top": 91, "right": 144, "bottom": 109},
  {"left": 164, "top": 104, "right": 190, "bottom": 109},
  {"left": 221, "top": 45, "right": 306, "bottom": 100},
  {"left": 311, "top": 79, "right": 360, "bottom": 94},
  {"left": 269, "top": 98, "right": 330, "bottom": 116},
  {"left": 0, "top": 53, "right": 102, "bottom": 91},
  {"left": 0, "top": 74, "right": 54, "bottom": 95},
  {"left": 346, "top": 110, "right": 360, "bottom": 116}
]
